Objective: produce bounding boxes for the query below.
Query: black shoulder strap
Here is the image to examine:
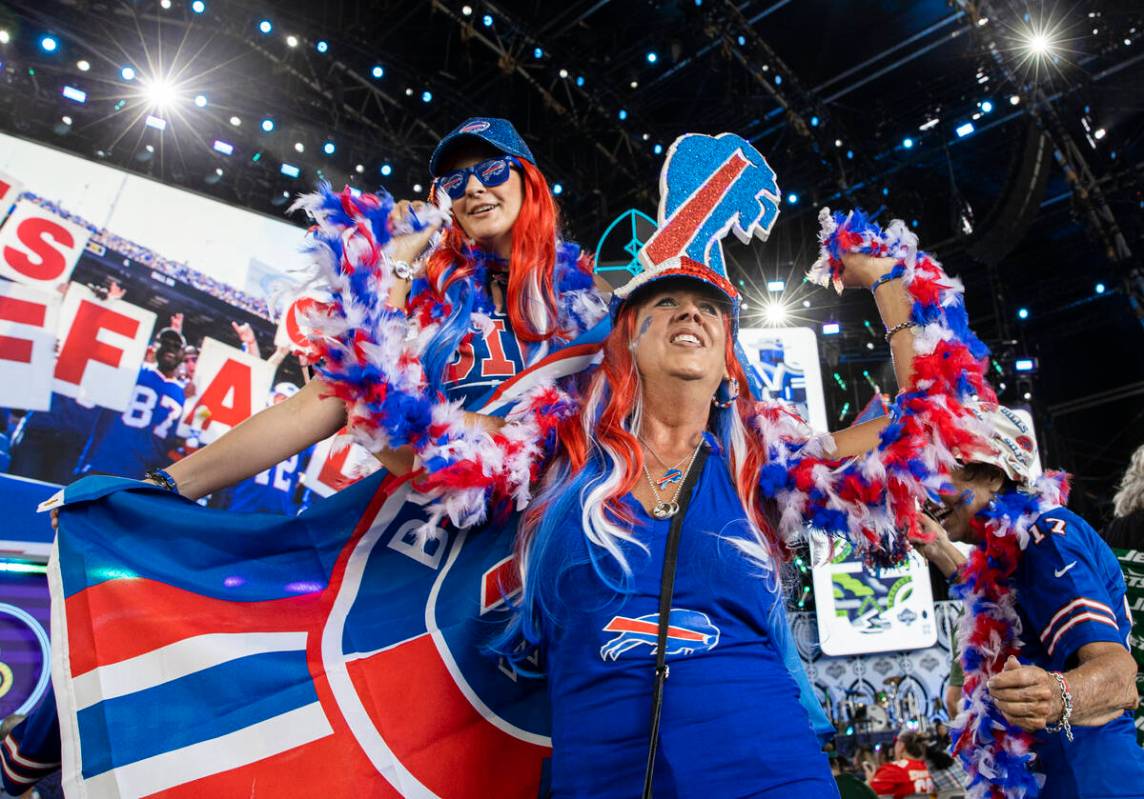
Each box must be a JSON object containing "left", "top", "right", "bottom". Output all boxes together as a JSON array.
[{"left": 641, "top": 445, "right": 709, "bottom": 799}]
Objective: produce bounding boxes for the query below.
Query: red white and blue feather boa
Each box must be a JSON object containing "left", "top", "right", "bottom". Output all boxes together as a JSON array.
[
  {"left": 803, "top": 208, "right": 1065, "bottom": 797},
  {"left": 950, "top": 473, "right": 1070, "bottom": 799},
  {"left": 289, "top": 184, "right": 599, "bottom": 535}
]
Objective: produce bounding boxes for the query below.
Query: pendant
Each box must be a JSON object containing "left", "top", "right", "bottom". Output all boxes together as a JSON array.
[
  {"left": 656, "top": 468, "right": 683, "bottom": 489},
  {"left": 652, "top": 501, "right": 679, "bottom": 520}
]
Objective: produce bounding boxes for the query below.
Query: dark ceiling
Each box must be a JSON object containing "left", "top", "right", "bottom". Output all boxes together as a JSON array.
[{"left": 0, "top": 0, "right": 1142, "bottom": 519}]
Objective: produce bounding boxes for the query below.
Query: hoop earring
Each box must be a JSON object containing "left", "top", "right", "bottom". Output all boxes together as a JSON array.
[{"left": 711, "top": 377, "right": 739, "bottom": 409}]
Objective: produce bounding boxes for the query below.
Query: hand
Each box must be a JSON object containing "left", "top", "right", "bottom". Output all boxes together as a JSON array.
[
  {"left": 861, "top": 761, "right": 876, "bottom": 781},
  {"left": 169, "top": 312, "right": 184, "bottom": 332},
  {"left": 838, "top": 253, "right": 900, "bottom": 290},
  {"left": 388, "top": 200, "right": 444, "bottom": 267},
  {"left": 231, "top": 321, "right": 258, "bottom": 355},
  {"left": 106, "top": 280, "right": 126, "bottom": 302},
  {"left": 987, "top": 656, "right": 1064, "bottom": 732},
  {"left": 909, "top": 512, "right": 965, "bottom": 578},
  {"left": 50, "top": 508, "right": 59, "bottom": 532}
]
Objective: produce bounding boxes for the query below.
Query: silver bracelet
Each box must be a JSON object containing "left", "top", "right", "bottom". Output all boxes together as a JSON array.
[
  {"left": 1044, "top": 671, "right": 1074, "bottom": 742},
  {"left": 884, "top": 320, "right": 917, "bottom": 343},
  {"left": 389, "top": 258, "right": 419, "bottom": 281}
]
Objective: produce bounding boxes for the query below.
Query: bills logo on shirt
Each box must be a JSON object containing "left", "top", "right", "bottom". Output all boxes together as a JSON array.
[{"left": 600, "top": 609, "right": 721, "bottom": 660}]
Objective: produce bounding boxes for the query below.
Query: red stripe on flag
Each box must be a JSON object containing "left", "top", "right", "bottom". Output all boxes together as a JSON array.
[{"left": 346, "top": 638, "right": 547, "bottom": 799}]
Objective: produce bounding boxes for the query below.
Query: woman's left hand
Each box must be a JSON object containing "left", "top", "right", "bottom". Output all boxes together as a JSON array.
[{"left": 838, "top": 253, "right": 899, "bottom": 290}]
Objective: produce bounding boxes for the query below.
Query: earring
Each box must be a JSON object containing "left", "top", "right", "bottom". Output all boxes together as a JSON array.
[{"left": 711, "top": 377, "right": 740, "bottom": 409}]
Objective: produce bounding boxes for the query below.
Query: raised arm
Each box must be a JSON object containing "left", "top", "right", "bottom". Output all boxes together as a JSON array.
[{"left": 166, "top": 378, "right": 345, "bottom": 500}]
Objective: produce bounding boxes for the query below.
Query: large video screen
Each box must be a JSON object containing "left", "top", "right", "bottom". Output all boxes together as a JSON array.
[{"left": 0, "top": 133, "right": 376, "bottom": 557}]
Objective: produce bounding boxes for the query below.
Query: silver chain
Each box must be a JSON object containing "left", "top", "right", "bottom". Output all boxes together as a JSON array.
[
  {"left": 637, "top": 434, "right": 693, "bottom": 475},
  {"left": 640, "top": 437, "right": 703, "bottom": 519}
]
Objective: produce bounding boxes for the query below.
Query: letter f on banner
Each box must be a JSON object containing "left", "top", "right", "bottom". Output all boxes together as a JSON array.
[{"left": 639, "top": 133, "right": 782, "bottom": 274}]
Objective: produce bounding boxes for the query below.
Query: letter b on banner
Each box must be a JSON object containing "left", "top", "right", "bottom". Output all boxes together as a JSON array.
[{"left": 0, "top": 200, "right": 91, "bottom": 290}]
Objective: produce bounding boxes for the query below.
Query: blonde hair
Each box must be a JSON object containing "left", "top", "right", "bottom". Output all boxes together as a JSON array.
[{"left": 1113, "top": 443, "right": 1144, "bottom": 517}]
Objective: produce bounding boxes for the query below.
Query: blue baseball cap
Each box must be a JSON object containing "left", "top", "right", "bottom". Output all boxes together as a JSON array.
[{"left": 429, "top": 117, "right": 536, "bottom": 176}]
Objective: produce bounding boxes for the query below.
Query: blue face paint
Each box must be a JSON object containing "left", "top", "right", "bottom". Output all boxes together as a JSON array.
[{"left": 630, "top": 315, "right": 653, "bottom": 351}]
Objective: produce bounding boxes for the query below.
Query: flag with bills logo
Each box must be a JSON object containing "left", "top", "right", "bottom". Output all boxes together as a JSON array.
[{"left": 48, "top": 330, "right": 607, "bottom": 799}]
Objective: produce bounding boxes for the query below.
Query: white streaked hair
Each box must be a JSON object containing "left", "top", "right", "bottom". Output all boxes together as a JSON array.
[{"left": 1114, "top": 443, "right": 1144, "bottom": 517}]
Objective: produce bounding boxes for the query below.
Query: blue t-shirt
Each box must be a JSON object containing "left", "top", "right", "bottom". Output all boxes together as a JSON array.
[
  {"left": 1013, "top": 506, "right": 1144, "bottom": 798},
  {"left": 538, "top": 451, "right": 836, "bottom": 798},
  {"left": 225, "top": 445, "right": 315, "bottom": 515},
  {"left": 79, "top": 366, "right": 186, "bottom": 479},
  {"left": 441, "top": 307, "right": 526, "bottom": 407}
]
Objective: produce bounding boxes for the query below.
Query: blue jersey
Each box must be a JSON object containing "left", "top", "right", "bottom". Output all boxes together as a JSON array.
[
  {"left": 1013, "top": 506, "right": 1144, "bottom": 798},
  {"left": 80, "top": 367, "right": 186, "bottom": 479},
  {"left": 442, "top": 307, "right": 526, "bottom": 407},
  {"left": 538, "top": 451, "right": 835, "bottom": 798},
  {"left": 225, "top": 446, "right": 315, "bottom": 515},
  {"left": 21, "top": 393, "right": 99, "bottom": 438}
]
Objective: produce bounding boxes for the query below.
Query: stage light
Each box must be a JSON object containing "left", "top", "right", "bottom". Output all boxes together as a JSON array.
[
  {"left": 482, "top": 14, "right": 493, "bottom": 27},
  {"left": 421, "top": 90, "right": 432, "bottom": 102},
  {"left": 774, "top": 74, "right": 782, "bottom": 85},
  {"left": 902, "top": 137, "right": 914, "bottom": 149},
  {"left": 737, "top": 35, "right": 746, "bottom": 46},
  {"left": 821, "top": 322, "right": 840, "bottom": 335},
  {"left": 294, "top": 141, "right": 304, "bottom": 153},
  {"left": 40, "top": 35, "right": 58, "bottom": 53},
  {"left": 810, "top": 115, "right": 819, "bottom": 127},
  {"left": 212, "top": 140, "right": 233, "bottom": 155},
  {"left": 1017, "top": 307, "right": 1029, "bottom": 319},
  {"left": 1025, "top": 30, "right": 1053, "bottom": 57},
  {"left": 1014, "top": 358, "right": 1037, "bottom": 372},
  {"left": 980, "top": 99, "right": 994, "bottom": 113},
  {"left": 322, "top": 141, "right": 335, "bottom": 155},
  {"left": 1094, "top": 128, "right": 1106, "bottom": 140},
  {"left": 919, "top": 118, "right": 939, "bottom": 131},
  {"left": 866, "top": 341, "right": 875, "bottom": 350},
  {"left": 534, "top": 47, "right": 543, "bottom": 59},
  {"left": 144, "top": 78, "right": 176, "bottom": 106},
  {"left": 191, "top": 0, "right": 205, "bottom": 13},
  {"left": 653, "top": 144, "right": 663, "bottom": 155},
  {"left": 229, "top": 115, "right": 241, "bottom": 126},
  {"left": 121, "top": 65, "right": 136, "bottom": 81},
  {"left": 802, "top": 300, "right": 811, "bottom": 308},
  {"left": 834, "top": 139, "right": 842, "bottom": 147},
  {"left": 576, "top": 75, "right": 585, "bottom": 86},
  {"left": 553, "top": 183, "right": 564, "bottom": 195},
  {"left": 76, "top": 59, "right": 90, "bottom": 72},
  {"left": 260, "top": 118, "right": 275, "bottom": 132},
  {"left": 371, "top": 65, "right": 384, "bottom": 78},
  {"left": 1095, "top": 282, "right": 1106, "bottom": 294},
  {"left": 642, "top": 133, "right": 650, "bottom": 141},
  {"left": 355, "top": 164, "right": 364, "bottom": 174},
  {"left": 1009, "top": 95, "right": 1021, "bottom": 105},
  {"left": 763, "top": 301, "right": 787, "bottom": 326},
  {"left": 316, "top": 40, "right": 329, "bottom": 53},
  {"left": 60, "top": 116, "right": 72, "bottom": 126},
  {"left": 258, "top": 19, "right": 272, "bottom": 34},
  {"left": 618, "top": 109, "right": 628, "bottom": 120},
  {"left": 846, "top": 149, "right": 853, "bottom": 159},
  {"left": 286, "top": 35, "right": 299, "bottom": 48},
  {"left": 559, "top": 68, "right": 569, "bottom": 79},
  {"left": 62, "top": 86, "right": 87, "bottom": 103},
  {"left": 194, "top": 94, "right": 207, "bottom": 107},
  {"left": 461, "top": 5, "right": 473, "bottom": 16},
  {"left": 1023, "top": 392, "right": 1032, "bottom": 400},
  {"left": 413, "top": 183, "right": 423, "bottom": 193},
  {"left": 786, "top": 192, "right": 798, "bottom": 204},
  {"left": 145, "top": 114, "right": 167, "bottom": 131},
  {"left": 767, "top": 279, "right": 785, "bottom": 292},
  {"left": 250, "top": 151, "right": 262, "bottom": 162},
  {"left": 160, "top": 0, "right": 172, "bottom": 7},
  {"left": 281, "top": 163, "right": 301, "bottom": 178},
  {"left": 630, "top": 80, "right": 638, "bottom": 89},
  {"left": 646, "top": 51, "right": 657, "bottom": 64},
  {"left": 0, "top": 30, "right": 10, "bottom": 45},
  {"left": 380, "top": 163, "right": 392, "bottom": 176},
  {"left": 882, "top": 187, "right": 889, "bottom": 196},
  {"left": 956, "top": 122, "right": 974, "bottom": 137}
]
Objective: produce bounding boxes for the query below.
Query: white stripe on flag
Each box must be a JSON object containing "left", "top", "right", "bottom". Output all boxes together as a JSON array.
[
  {"left": 72, "top": 631, "right": 308, "bottom": 711},
  {"left": 82, "top": 701, "right": 332, "bottom": 798}
]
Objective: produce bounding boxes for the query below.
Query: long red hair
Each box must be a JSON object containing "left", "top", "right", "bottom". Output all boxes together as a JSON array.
[
  {"left": 521, "top": 296, "right": 784, "bottom": 569},
  {"left": 425, "top": 159, "right": 561, "bottom": 343}
]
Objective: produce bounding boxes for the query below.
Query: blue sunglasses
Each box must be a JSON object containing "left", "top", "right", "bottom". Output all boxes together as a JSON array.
[{"left": 435, "top": 155, "right": 521, "bottom": 200}]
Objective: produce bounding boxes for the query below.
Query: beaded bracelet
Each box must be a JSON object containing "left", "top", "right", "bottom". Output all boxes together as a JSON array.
[
  {"left": 144, "top": 468, "right": 179, "bottom": 494},
  {"left": 1044, "top": 671, "right": 1074, "bottom": 742},
  {"left": 884, "top": 320, "right": 917, "bottom": 343},
  {"left": 869, "top": 264, "right": 906, "bottom": 294}
]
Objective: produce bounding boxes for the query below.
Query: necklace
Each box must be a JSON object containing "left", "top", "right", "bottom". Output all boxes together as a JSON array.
[
  {"left": 641, "top": 438, "right": 703, "bottom": 519},
  {"left": 638, "top": 434, "right": 695, "bottom": 489}
]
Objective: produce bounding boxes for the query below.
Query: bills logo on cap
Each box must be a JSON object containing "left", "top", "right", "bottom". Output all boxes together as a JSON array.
[
  {"left": 460, "top": 121, "right": 492, "bottom": 133},
  {"left": 639, "top": 132, "right": 781, "bottom": 276}
]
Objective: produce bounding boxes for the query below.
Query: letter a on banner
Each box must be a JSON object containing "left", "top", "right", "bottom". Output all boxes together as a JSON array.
[
  {"left": 0, "top": 199, "right": 92, "bottom": 291},
  {"left": 185, "top": 337, "right": 274, "bottom": 444},
  {"left": 0, "top": 281, "right": 60, "bottom": 411},
  {"left": 53, "top": 283, "right": 156, "bottom": 412}
]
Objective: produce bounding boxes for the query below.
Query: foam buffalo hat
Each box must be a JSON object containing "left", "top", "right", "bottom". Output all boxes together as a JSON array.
[
  {"left": 612, "top": 131, "right": 783, "bottom": 398},
  {"left": 429, "top": 116, "right": 537, "bottom": 176},
  {"left": 961, "top": 401, "right": 1041, "bottom": 485}
]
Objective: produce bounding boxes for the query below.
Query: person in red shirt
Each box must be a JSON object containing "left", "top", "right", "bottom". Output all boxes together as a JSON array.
[{"left": 865, "top": 730, "right": 935, "bottom": 798}]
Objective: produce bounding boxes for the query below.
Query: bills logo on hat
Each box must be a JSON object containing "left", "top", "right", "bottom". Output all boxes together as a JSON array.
[
  {"left": 460, "top": 121, "right": 492, "bottom": 133},
  {"left": 615, "top": 132, "right": 781, "bottom": 302}
]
